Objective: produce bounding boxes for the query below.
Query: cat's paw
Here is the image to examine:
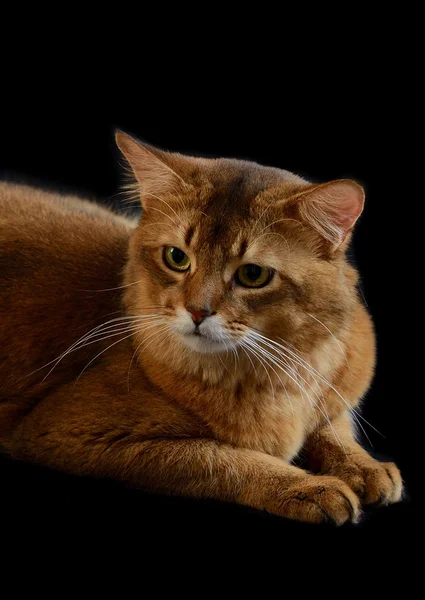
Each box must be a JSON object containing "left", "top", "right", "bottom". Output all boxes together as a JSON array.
[
  {"left": 328, "top": 455, "right": 403, "bottom": 505},
  {"left": 274, "top": 475, "right": 361, "bottom": 525}
]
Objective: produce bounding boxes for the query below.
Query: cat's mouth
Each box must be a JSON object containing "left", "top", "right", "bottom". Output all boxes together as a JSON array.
[
  {"left": 172, "top": 313, "right": 237, "bottom": 354},
  {"left": 185, "top": 330, "right": 209, "bottom": 342},
  {"left": 179, "top": 330, "right": 236, "bottom": 354},
  {"left": 186, "top": 329, "right": 215, "bottom": 341}
]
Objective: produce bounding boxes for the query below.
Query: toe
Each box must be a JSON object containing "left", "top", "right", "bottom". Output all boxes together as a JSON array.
[{"left": 383, "top": 462, "right": 404, "bottom": 504}]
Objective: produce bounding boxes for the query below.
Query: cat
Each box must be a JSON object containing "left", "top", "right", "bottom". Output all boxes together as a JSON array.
[{"left": 0, "top": 132, "right": 403, "bottom": 525}]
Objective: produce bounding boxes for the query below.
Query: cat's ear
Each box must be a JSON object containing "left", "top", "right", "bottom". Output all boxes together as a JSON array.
[
  {"left": 292, "top": 179, "right": 365, "bottom": 249},
  {"left": 115, "top": 131, "right": 183, "bottom": 208}
]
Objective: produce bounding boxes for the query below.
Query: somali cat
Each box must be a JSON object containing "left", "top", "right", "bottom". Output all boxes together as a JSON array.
[{"left": 0, "top": 132, "right": 403, "bottom": 525}]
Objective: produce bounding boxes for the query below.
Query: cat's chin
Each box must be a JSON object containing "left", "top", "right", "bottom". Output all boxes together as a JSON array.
[{"left": 180, "top": 333, "right": 237, "bottom": 355}]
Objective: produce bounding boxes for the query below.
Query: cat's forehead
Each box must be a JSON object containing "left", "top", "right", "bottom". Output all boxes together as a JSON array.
[
  {"left": 196, "top": 158, "right": 306, "bottom": 209},
  {"left": 188, "top": 158, "right": 307, "bottom": 250}
]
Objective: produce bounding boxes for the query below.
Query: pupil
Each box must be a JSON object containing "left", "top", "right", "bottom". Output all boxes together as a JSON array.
[
  {"left": 246, "top": 264, "right": 262, "bottom": 280},
  {"left": 171, "top": 248, "right": 185, "bottom": 264}
]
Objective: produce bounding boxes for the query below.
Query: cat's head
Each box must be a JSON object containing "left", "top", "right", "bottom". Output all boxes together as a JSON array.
[{"left": 117, "top": 132, "right": 364, "bottom": 359}]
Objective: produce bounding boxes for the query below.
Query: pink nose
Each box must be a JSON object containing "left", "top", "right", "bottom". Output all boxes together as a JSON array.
[{"left": 186, "top": 306, "right": 212, "bottom": 326}]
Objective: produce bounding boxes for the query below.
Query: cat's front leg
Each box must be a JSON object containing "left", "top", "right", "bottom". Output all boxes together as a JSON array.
[
  {"left": 11, "top": 390, "right": 360, "bottom": 525},
  {"left": 18, "top": 436, "right": 361, "bottom": 525},
  {"left": 304, "top": 411, "right": 403, "bottom": 506}
]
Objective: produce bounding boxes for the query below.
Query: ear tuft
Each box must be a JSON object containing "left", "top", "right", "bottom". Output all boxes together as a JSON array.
[
  {"left": 115, "top": 131, "right": 178, "bottom": 207},
  {"left": 296, "top": 180, "right": 365, "bottom": 248}
]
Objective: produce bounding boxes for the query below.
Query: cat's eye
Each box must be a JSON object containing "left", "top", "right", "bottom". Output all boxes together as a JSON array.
[
  {"left": 236, "top": 264, "right": 273, "bottom": 288},
  {"left": 163, "top": 246, "right": 191, "bottom": 272}
]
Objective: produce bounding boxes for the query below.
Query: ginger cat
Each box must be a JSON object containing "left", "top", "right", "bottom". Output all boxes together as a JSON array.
[{"left": 0, "top": 132, "right": 403, "bottom": 525}]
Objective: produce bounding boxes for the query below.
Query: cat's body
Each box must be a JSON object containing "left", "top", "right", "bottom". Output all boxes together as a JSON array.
[{"left": 0, "top": 136, "right": 403, "bottom": 524}]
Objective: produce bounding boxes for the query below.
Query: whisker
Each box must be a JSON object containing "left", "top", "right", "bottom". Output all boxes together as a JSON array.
[
  {"left": 245, "top": 333, "right": 345, "bottom": 449},
  {"left": 138, "top": 221, "right": 177, "bottom": 229},
  {"left": 59, "top": 314, "right": 162, "bottom": 348},
  {"left": 76, "top": 310, "right": 123, "bottom": 331},
  {"left": 246, "top": 337, "right": 337, "bottom": 438},
  {"left": 143, "top": 192, "right": 184, "bottom": 227},
  {"left": 248, "top": 231, "right": 291, "bottom": 254},
  {"left": 127, "top": 323, "right": 169, "bottom": 392},
  {"left": 263, "top": 342, "right": 345, "bottom": 436},
  {"left": 245, "top": 339, "right": 318, "bottom": 434},
  {"left": 244, "top": 336, "right": 295, "bottom": 418},
  {"left": 251, "top": 202, "right": 274, "bottom": 236},
  {"left": 138, "top": 325, "right": 170, "bottom": 356},
  {"left": 112, "top": 207, "right": 141, "bottom": 215},
  {"left": 216, "top": 346, "right": 232, "bottom": 376},
  {"left": 241, "top": 339, "right": 276, "bottom": 405},
  {"left": 239, "top": 342, "right": 258, "bottom": 378},
  {"left": 306, "top": 312, "right": 349, "bottom": 369},
  {"left": 35, "top": 315, "right": 163, "bottom": 382},
  {"left": 274, "top": 336, "right": 380, "bottom": 440},
  {"left": 142, "top": 205, "right": 179, "bottom": 226},
  {"left": 66, "top": 316, "right": 163, "bottom": 352},
  {"left": 231, "top": 345, "right": 238, "bottom": 375},
  {"left": 254, "top": 331, "right": 380, "bottom": 442},
  {"left": 79, "top": 280, "right": 143, "bottom": 293},
  {"left": 19, "top": 317, "right": 135, "bottom": 382},
  {"left": 250, "top": 217, "right": 303, "bottom": 244},
  {"left": 68, "top": 320, "right": 163, "bottom": 351},
  {"left": 357, "top": 281, "right": 369, "bottom": 308},
  {"left": 73, "top": 330, "right": 146, "bottom": 389},
  {"left": 42, "top": 324, "right": 159, "bottom": 383},
  {"left": 142, "top": 205, "right": 186, "bottom": 237},
  {"left": 74, "top": 320, "right": 166, "bottom": 389}
]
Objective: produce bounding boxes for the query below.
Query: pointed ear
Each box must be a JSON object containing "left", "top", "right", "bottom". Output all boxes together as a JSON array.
[
  {"left": 115, "top": 131, "right": 181, "bottom": 208},
  {"left": 294, "top": 179, "right": 365, "bottom": 248}
]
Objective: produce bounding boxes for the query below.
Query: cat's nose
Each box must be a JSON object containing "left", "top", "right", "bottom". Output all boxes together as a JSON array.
[{"left": 186, "top": 306, "right": 213, "bottom": 326}]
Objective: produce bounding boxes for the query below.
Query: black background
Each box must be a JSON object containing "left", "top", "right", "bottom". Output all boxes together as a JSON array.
[{"left": 0, "top": 66, "right": 420, "bottom": 572}]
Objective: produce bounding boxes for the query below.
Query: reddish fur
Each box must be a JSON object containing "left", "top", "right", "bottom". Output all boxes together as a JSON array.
[{"left": 0, "top": 135, "right": 403, "bottom": 525}]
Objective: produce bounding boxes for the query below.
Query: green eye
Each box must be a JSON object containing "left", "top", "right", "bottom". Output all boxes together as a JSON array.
[
  {"left": 163, "top": 246, "right": 191, "bottom": 271},
  {"left": 236, "top": 264, "right": 273, "bottom": 288}
]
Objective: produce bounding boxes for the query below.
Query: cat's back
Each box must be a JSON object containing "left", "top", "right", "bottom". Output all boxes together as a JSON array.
[
  {"left": 0, "top": 182, "right": 136, "bottom": 285},
  {"left": 0, "top": 181, "right": 137, "bottom": 228},
  {"left": 0, "top": 182, "right": 136, "bottom": 401}
]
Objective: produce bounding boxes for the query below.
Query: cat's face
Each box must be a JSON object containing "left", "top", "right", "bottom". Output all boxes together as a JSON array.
[{"left": 119, "top": 133, "right": 364, "bottom": 358}]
